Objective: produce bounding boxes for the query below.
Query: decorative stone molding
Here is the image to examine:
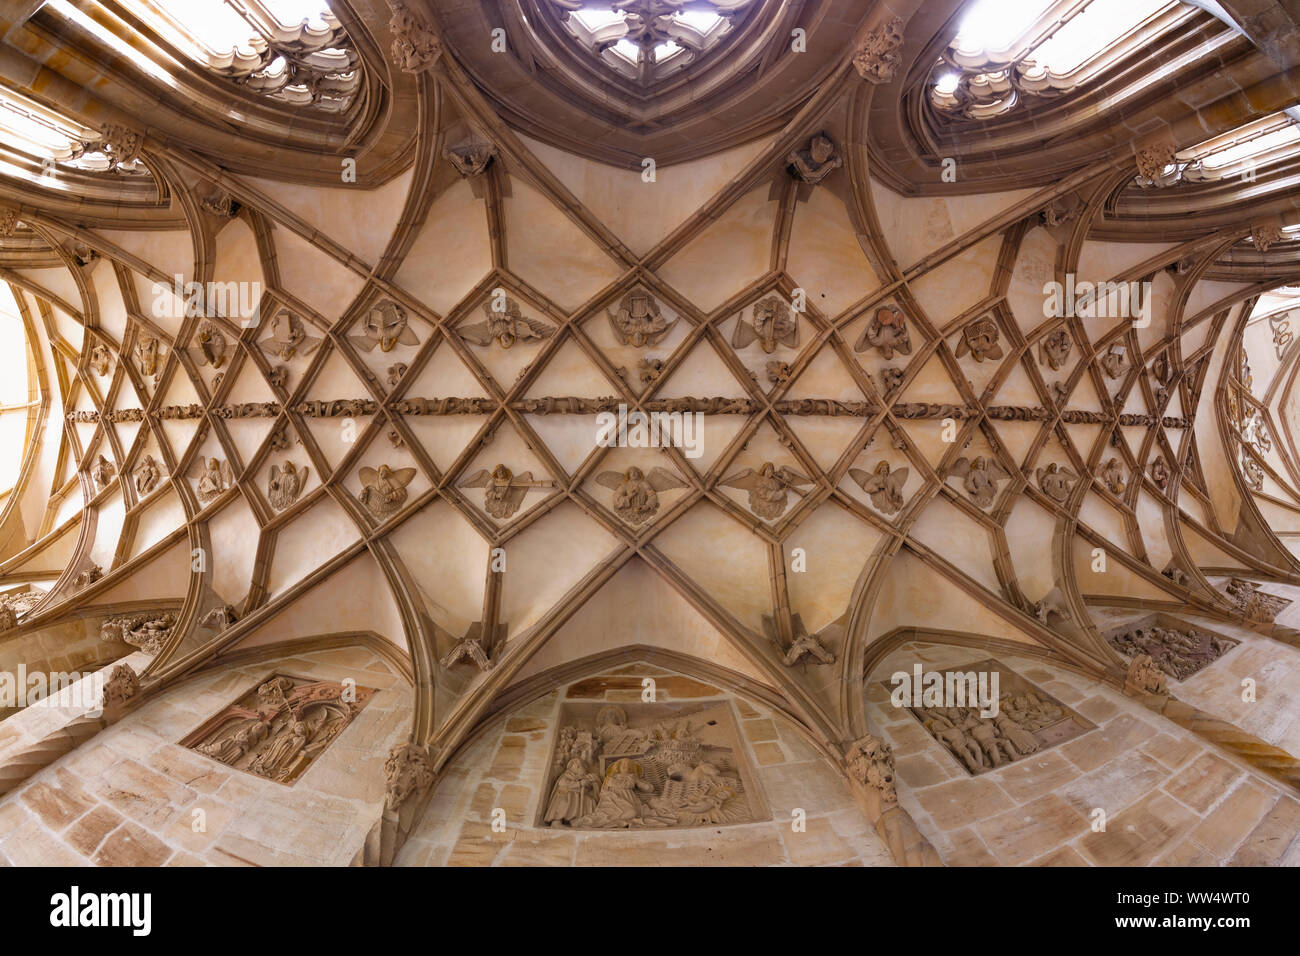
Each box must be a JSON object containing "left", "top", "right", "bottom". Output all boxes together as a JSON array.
[
  {"left": 389, "top": 0, "right": 442, "bottom": 73},
  {"left": 852, "top": 17, "right": 905, "bottom": 84},
  {"left": 844, "top": 734, "right": 897, "bottom": 807},
  {"left": 384, "top": 742, "right": 434, "bottom": 812}
]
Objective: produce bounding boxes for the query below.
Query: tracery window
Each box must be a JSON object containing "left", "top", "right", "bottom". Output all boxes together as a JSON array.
[
  {"left": 1138, "top": 113, "right": 1300, "bottom": 186},
  {"left": 551, "top": 0, "right": 756, "bottom": 84},
  {"left": 929, "top": 0, "right": 1184, "bottom": 120},
  {"left": 55, "top": 0, "right": 360, "bottom": 113}
]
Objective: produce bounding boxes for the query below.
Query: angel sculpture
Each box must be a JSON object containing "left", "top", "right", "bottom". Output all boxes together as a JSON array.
[
  {"left": 194, "top": 321, "right": 227, "bottom": 369},
  {"left": 595, "top": 466, "right": 686, "bottom": 525},
  {"left": 352, "top": 300, "right": 419, "bottom": 353},
  {"left": 268, "top": 460, "right": 307, "bottom": 511},
  {"left": 955, "top": 316, "right": 1004, "bottom": 363},
  {"left": 461, "top": 464, "right": 553, "bottom": 519},
  {"left": 458, "top": 297, "right": 555, "bottom": 349},
  {"left": 607, "top": 291, "right": 676, "bottom": 348},
  {"left": 1035, "top": 462, "right": 1078, "bottom": 503},
  {"left": 133, "top": 454, "right": 162, "bottom": 495},
  {"left": 358, "top": 464, "right": 416, "bottom": 518},
  {"left": 855, "top": 306, "right": 911, "bottom": 360},
  {"left": 1100, "top": 457, "right": 1125, "bottom": 495},
  {"left": 135, "top": 335, "right": 161, "bottom": 376},
  {"left": 191, "top": 457, "right": 233, "bottom": 503},
  {"left": 262, "top": 308, "right": 320, "bottom": 362},
  {"left": 1100, "top": 345, "right": 1129, "bottom": 380},
  {"left": 90, "top": 454, "right": 116, "bottom": 492},
  {"left": 720, "top": 461, "right": 812, "bottom": 519},
  {"left": 731, "top": 296, "right": 797, "bottom": 354},
  {"left": 950, "top": 456, "right": 1010, "bottom": 509},
  {"left": 849, "top": 461, "right": 908, "bottom": 515},
  {"left": 89, "top": 343, "right": 111, "bottom": 376}
]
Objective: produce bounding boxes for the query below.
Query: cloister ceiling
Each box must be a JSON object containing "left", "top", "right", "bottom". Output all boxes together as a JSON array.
[{"left": 0, "top": 0, "right": 1299, "bottom": 779}]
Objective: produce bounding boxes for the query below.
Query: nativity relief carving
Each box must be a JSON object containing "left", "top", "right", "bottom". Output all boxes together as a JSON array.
[
  {"left": 182, "top": 673, "right": 374, "bottom": 784},
  {"left": 539, "top": 701, "right": 763, "bottom": 830}
]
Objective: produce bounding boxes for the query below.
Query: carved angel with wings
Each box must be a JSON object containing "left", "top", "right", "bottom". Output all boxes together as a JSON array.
[
  {"left": 732, "top": 296, "right": 797, "bottom": 354},
  {"left": 459, "top": 297, "right": 555, "bottom": 349},
  {"left": 351, "top": 301, "right": 419, "bottom": 352},
  {"left": 720, "top": 461, "right": 812, "bottom": 519},
  {"left": 951, "top": 456, "right": 1010, "bottom": 509},
  {"left": 268, "top": 461, "right": 307, "bottom": 511},
  {"left": 607, "top": 291, "right": 676, "bottom": 348},
  {"left": 190, "top": 457, "right": 233, "bottom": 503},
  {"left": 262, "top": 308, "right": 320, "bottom": 362},
  {"left": 855, "top": 306, "right": 911, "bottom": 360},
  {"left": 194, "top": 321, "right": 227, "bottom": 370},
  {"left": 358, "top": 464, "right": 416, "bottom": 518},
  {"left": 461, "top": 464, "right": 553, "bottom": 519},
  {"left": 595, "top": 466, "right": 686, "bottom": 525},
  {"left": 1035, "top": 462, "right": 1078, "bottom": 503},
  {"left": 849, "top": 461, "right": 908, "bottom": 515}
]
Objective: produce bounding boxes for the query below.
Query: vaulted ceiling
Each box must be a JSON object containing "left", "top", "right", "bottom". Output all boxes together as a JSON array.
[{"left": 0, "top": 0, "right": 1299, "bottom": 781}]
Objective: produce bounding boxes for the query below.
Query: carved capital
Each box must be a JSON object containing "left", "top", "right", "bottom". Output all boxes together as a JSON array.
[
  {"left": 852, "top": 17, "right": 905, "bottom": 84},
  {"left": 845, "top": 734, "right": 897, "bottom": 807},
  {"left": 389, "top": 0, "right": 442, "bottom": 73},
  {"left": 384, "top": 742, "right": 434, "bottom": 813}
]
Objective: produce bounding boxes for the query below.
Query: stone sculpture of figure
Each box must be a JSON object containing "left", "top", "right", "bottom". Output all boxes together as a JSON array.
[
  {"left": 719, "top": 461, "right": 812, "bottom": 519},
  {"left": 850, "top": 460, "right": 908, "bottom": 514},
  {"left": 922, "top": 708, "right": 983, "bottom": 773},
  {"left": 268, "top": 460, "right": 307, "bottom": 511},
  {"left": 595, "top": 466, "right": 686, "bottom": 525},
  {"left": 607, "top": 291, "right": 675, "bottom": 347},
  {"left": 352, "top": 300, "right": 419, "bottom": 352},
  {"left": 782, "top": 631, "right": 836, "bottom": 666},
  {"left": 1150, "top": 455, "right": 1170, "bottom": 491},
  {"left": 544, "top": 758, "right": 601, "bottom": 827},
  {"left": 460, "top": 464, "right": 552, "bottom": 519},
  {"left": 1100, "top": 457, "right": 1125, "bottom": 495},
  {"left": 250, "top": 714, "right": 314, "bottom": 781},
  {"left": 1125, "top": 653, "right": 1168, "bottom": 696},
  {"left": 844, "top": 734, "right": 897, "bottom": 806},
  {"left": 993, "top": 714, "right": 1039, "bottom": 759},
  {"left": 856, "top": 306, "right": 912, "bottom": 360},
  {"left": 198, "top": 719, "right": 270, "bottom": 765},
  {"left": 90, "top": 344, "right": 111, "bottom": 376},
  {"left": 1101, "top": 344, "right": 1129, "bottom": 379},
  {"left": 90, "top": 454, "right": 116, "bottom": 491},
  {"left": 459, "top": 297, "right": 555, "bottom": 349},
  {"left": 951, "top": 456, "right": 1010, "bottom": 509},
  {"left": 955, "top": 316, "right": 1004, "bottom": 363},
  {"left": 574, "top": 759, "right": 673, "bottom": 829},
  {"left": 1036, "top": 462, "right": 1078, "bottom": 503},
  {"left": 594, "top": 706, "right": 646, "bottom": 756},
  {"left": 192, "top": 457, "right": 233, "bottom": 503},
  {"left": 732, "top": 296, "right": 797, "bottom": 353},
  {"left": 133, "top": 454, "right": 161, "bottom": 495},
  {"left": 135, "top": 335, "right": 161, "bottom": 376},
  {"left": 965, "top": 715, "right": 1004, "bottom": 767},
  {"left": 787, "top": 133, "right": 843, "bottom": 185},
  {"left": 1039, "top": 328, "right": 1072, "bottom": 370},
  {"left": 384, "top": 743, "right": 434, "bottom": 813},
  {"left": 358, "top": 464, "right": 416, "bottom": 518},
  {"left": 195, "top": 321, "right": 227, "bottom": 369}
]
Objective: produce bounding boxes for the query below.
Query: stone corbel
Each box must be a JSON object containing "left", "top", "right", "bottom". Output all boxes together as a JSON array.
[{"left": 1133, "top": 129, "right": 1177, "bottom": 183}]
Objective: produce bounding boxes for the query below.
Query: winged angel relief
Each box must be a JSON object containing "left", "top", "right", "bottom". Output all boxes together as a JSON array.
[
  {"left": 358, "top": 464, "right": 416, "bottom": 518},
  {"left": 596, "top": 466, "right": 687, "bottom": 525},
  {"left": 461, "top": 464, "right": 555, "bottom": 519},
  {"left": 720, "top": 462, "right": 812, "bottom": 519},
  {"left": 458, "top": 297, "right": 555, "bottom": 349}
]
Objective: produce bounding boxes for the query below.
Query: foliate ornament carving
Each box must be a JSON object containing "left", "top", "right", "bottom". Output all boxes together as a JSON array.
[
  {"left": 845, "top": 734, "right": 897, "bottom": 807},
  {"left": 386, "top": 364, "right": 407, "bottom": 387},
  {"left": 444, "top": 137, "right": 496, "bottom": 177},
  {"left": 1150, "top": 455, "right": 1170, "bottom": 491},
  {"left": 389, "top": 0, "right": 442, "bottom": 73},
  {"left": 89, "top": 344, "right": 111, "bottom": 377},
  {"left": 191, "top": 457, "right": 234, "bottom": 503},
  {"left": 384, "top": 743, "right": 434, "bottom": 812},
  {"left": 352, "top": 300, "right": 419, "bottom": 353},
  {"left": 1251, "top": 217, "right": 1285, "bottom": 253},
  {"left": 184, "top": 673, "right": 374, "bottom": 784},
  {"left": 852, "top": 17, "right": 905, "bottom": 84},
  {"left": 459, "top": 297, "right": 555, "bottom": 349},
  {"left": 955, "top": 316, "right": 1003, "bottom": 363},
  {"left": 132, "top": 454, "right": 161, "bottom": 495},
  {"left": 856, "top": 306, "right": 912, "bottom": 360},
  {"left": 1124, "top": 653, "right": 1168, "bottom": 696},
  {"left": 1035, "top": 462, "right": 1078, "bottom": 503},
  {"left": 765, "top": 360, "right": 792, "bottom": 386},
  {"left": 637, "top": 357, "right": 665, "bottom": 386},
  {"left": 732, "top": 296, "right": 797, "bottom": 353},
  {"left": 461, "top": 464, "right": 554, "bottom": 519},
  {"left": 1133, "top": 131, "right": 1176, "bottom": 182},
  {"left": 850, "top": 461, "right": 908, "bottom": 515},
  {"left": 90, "top": 454, "right": 116, "bottom": 492},
  {"left": 268, "top": 366, "right": 289, "bottom": 390},
  {"left": 358, "top": 464, "right": 417, "bottom": 518},
  {"left": 540, "top": 700, "right": 760, "bottom": 829},
  {"left": 98, "top": 123, "right": 144, "bottom": 171},
  {"left": 719, "top": 462, "right": 812, "bottom": 519},
  {"left": 1100, "top": 457, "right": 1125, "bottom": 495},
  {"left": 1039, "top": 327, "right": 1072, "bottom": 370},
  {"left": 787, "top": 133, "right": 843, "bottom": 185},
  {"left": 607, "top": 291, "right": 676, "bottom": 347},
  {"left": 0, "top": 588, "right": 43, "bottom": 630},
  {"left": 100, "top": 612, "right": 174, "bottom": 654},
  {"left": 101, "top": 663, "right": 139, "bottom": 711},
  {"left": 268, "top": 461, "right": 307, "bottom": 511},
  {"left": 195, "top": 321, "right": 227, "bottom": 370},
  {"left": 951, "top": 456, "right": 1010, "bottom": 509},
  {"left": 595, "top": 466, "right": 687, "bottom": 525},
  {"left": 263, "top": 308, "right": 320, "bottom": 362},
  {"left": 881, "top": 366, "right": 905, "bottom": 392}
]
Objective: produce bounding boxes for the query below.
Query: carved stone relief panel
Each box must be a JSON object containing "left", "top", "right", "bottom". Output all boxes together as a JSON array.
[
  {"left": 181, "top": 673, "right": 374, "bottom": 785},
  {"left": 1102, "top": 614, "right": 1239, "bottom": 681},
  {"left": 536, "top": 700, "right": 766, "bottom": 830},
  {"left": 882, "top": 658, "right": 1094, "bottom": 776}
]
